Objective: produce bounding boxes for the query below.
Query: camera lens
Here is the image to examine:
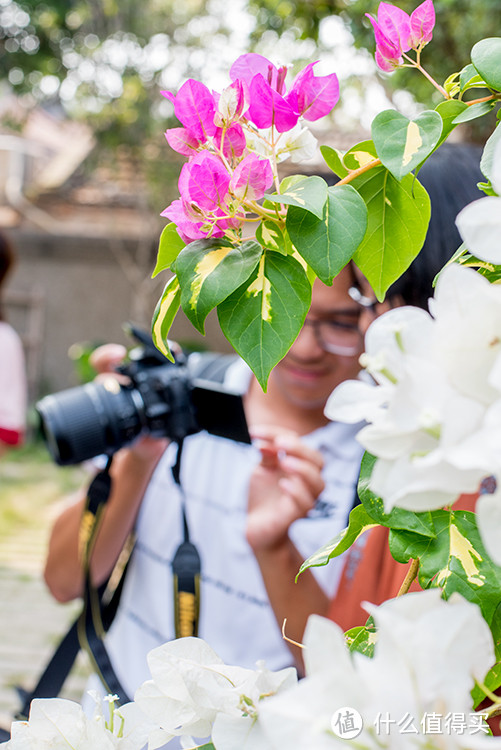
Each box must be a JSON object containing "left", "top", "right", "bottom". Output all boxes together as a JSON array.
[{"left": 36, "top": 378, "right": 144, "bottom": 465}]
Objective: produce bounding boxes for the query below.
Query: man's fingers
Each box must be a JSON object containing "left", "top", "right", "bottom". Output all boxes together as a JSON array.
[{"left": 90, "top": 343, "right": 127, "bottom": 374}]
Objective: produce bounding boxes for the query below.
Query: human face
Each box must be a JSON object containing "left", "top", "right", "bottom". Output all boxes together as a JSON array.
[{"left": 269, "top": 267, "right": 364, "bottom": 409}]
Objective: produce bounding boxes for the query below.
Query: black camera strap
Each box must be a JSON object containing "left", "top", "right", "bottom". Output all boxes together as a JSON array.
[
  {"left": 171, "top": 438, "right": 201, "bottom": 638},
  {"left": 77, "top": 457, "right": 132, "bottom": 704}
]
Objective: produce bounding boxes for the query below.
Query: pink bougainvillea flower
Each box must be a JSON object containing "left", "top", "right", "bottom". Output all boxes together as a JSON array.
[
  {"left": 247, "top": 73, "right": 299, "bottom": 132},
  {"left": 178, "top": 151, "right": 230, "bottom": 211},
  {"left": 229, "top": 153, "right": 274, "bottom": 201},
  {"left": 161, "top": 198, "right": 208, "bottom": 243},
  {"left": 162, "top": 79, "right": 217, "bottom": 143},
  {"left": 164, "top": 127, "right": 200, "bottom": 157},
  {"left": 366, "top": 1, "right": 435, "bottom": 71},
  {"left": 214, "top": 123, "right": 247, "bottom": 161},
  {"left": 230, "top": 53, "right": 284, "bottom": 93},
  {"left": 286, "top": 62, "right": 339, "bottom": 121},
  {"left": 409, "top": 0, "right": 435, "bottom": 48}
]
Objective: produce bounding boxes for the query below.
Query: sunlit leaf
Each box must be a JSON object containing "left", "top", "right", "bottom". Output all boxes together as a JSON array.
[
  {"left": 320, "top": 145, "right": 349, "bottom": 179},
  {"left": 452, "top": 100, "right": 497, "bottom": 124},
  {"left": 175, "top": 238, "right": 263, "bottom": 334},
  {"left": 286, "top": 184, "right": 367, "bottom": 284},
  {"left": 265, "top": 175, "right": 328, "bottom": 219},
  {"left": 372, "top": 109, "right": 442, "bottom": 181},
  {"left": 256, "top": 220, "right": 292, "bottom": 255},
  {"left": 343, "top": 140, "right": 379, "bottom": 171},
  {"left": 351, "top": 166, "right": 431, "bottom": 301},
  {"left": 152, "top": 223, "right": 186, "bottom": 278},
  {"left": 151, "top": 275, "right": 181, "bottom": 361},
  {"left": 218, "top": 252, "right": 311, "bottom": 390},
  {"left": 297, "top": 504, "right": 379, "bottom": 577},
  {"left": 471, "top": 37, "right": 501, "bottom": 91}
]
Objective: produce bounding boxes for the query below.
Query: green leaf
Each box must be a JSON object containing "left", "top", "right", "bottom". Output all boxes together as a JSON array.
[
  {"left": 471, "top": 661, "right": 501, "bottom": 709},
  {"left": 152, "top": 223, "right": 186, "bottom": 278},
  {"left": 345, "top": 619, "right": 377, "bottom": 658},
  {"left": 372, "top": 109, "right": 442, "bottom": 182},
  {"left": 256, "top": 220, "right": 292, "bottom": 256},
  {"left": 435, "top": 100, "right": 469, "bottom": 146},
  {"left": 264, "top": 175, "right": 328, "bottom": 220},
  {"left": 343, "top": 140, "right": 379, "bottom": 171},
  {"left": 452, "top": 100, "right": 497, "bottom": 124},
  {"left": 286, "top": 184, "right": 368, "bottom": 285},
  {"left": 471, "top": 37, "right": 501, "bottom": 92},
  {"left": 460, "top": 63, "right": 487, "bottom": 92},
  {"left": 151, "top": 275, "right": 181, "bottom": 362},
  {"left": 480, "top": 124, "right": 501, "bottom": 182},
  {"left": 432, "top": 242, "right": 468, "bottom": 287},
  {"left": 320, "top": 145, "right": 349, "bottom": 179},
  {"left": 443, "top": 71, "right": 460, "bottom": 98},
  {"left": 218, "top": 252, "right": 311, "bottom": 390},
  {"left": 351, "top": 166, "right": 431, "bottom": 301},
  {"left": 389, "top": 510, "right": 501, "bottom": 630},
  {"left": 358, "top": 453, "right": 437, "bottom": 538},
  {"left": 175, "top": 238, "right": 263, "bottom": 334},
  {"left": 297, "top": 503, "right": 379, "bottom": 578}
]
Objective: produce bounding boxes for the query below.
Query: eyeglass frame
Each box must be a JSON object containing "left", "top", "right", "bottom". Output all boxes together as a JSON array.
[{"left": 298, "top": 286, "right": 380, "bottom": 357}]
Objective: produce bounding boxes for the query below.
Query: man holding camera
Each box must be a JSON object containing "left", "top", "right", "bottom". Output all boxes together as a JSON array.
[{"left": 44, "top": 264, "right": 366, "bottom": 696}]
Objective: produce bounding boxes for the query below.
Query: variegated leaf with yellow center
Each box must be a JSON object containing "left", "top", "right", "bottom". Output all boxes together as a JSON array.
[
  {"left": 151, "top": 275, "right": 181, "bottom": 361},
  {"left": 389, "top": 509, "right": 501, "bottom": 640},
  {"left": 174, "top": 238, "right": 263, "bottom": 334},
  {"left": 218, "top": 252, "right": 311, "bottom": 390},
  {"left": 371, "top": 109, "right": 442, "bottom": 181}
]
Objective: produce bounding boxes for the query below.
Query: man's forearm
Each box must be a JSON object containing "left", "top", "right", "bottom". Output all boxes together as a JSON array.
[
  {"left": 252, "top": 538, "right": 329, "bottom": 674},
  {"left": 44, "top": 446, "right": 163, "bottom": 602}
]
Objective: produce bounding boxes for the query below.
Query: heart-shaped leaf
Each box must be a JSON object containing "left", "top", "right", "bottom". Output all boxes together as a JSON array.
[
  {"left": 264, "top": 175, "right": 328, "bottom": 219},
  {"left": 286, "top": 184, "right": 367, "bottom": 284},
  {"left": 351, "top": 166, "right": 431, "bottom": 301},
  {"left": 471, "top": 37, "right": 501, "bottom": 92},
  {"left": 217, "top": 252, "right": 311, "bottom": 390},
  {"left": 151, "top": 275, "right": 181, "bottom": 361},
  {"left": 152, "top": 223, "right": 186, "bottom": 278},
  {"left": 372, "top": 109, "right": 442, "bottom": 181},
  {"left": 175, "top": 238, "right": 263, "bottom": 334}
]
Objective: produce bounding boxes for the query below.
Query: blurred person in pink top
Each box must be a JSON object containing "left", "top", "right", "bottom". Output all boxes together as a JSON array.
[{"left": 0, "top": 234, "right": 26, "bottom": 457}]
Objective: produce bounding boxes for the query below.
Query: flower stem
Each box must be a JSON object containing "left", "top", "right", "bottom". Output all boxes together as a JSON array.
[
  {"left": 337, "top": 158, "right": 382, "bottom": 186},
  {"left": 397, "top": 558, "right": 420, "bottom": 596},
  {"left": 402, "top": 53, "right": 449, "bottom": 99}
]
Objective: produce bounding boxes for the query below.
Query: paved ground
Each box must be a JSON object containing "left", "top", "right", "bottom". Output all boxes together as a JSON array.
[{"left": 0, "top": 514, "right": 91, "bottom": 735}]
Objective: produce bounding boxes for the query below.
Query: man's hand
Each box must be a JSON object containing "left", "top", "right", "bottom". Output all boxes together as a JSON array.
[{"left": 246, "top": 425, "right": 325, "bottom": 552}]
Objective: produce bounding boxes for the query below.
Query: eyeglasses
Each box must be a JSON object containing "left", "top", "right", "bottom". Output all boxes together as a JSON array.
[{"left": 302, "top": 313, "right": 363, "bottom": 356}]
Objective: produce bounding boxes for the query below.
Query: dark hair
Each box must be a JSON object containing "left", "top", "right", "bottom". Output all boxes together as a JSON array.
[
  {"left": 389, "top": 142, "right": 484, "bottom": 308},
  {"left": 0, "top": 233, "right": 15, "bottom": 321}
]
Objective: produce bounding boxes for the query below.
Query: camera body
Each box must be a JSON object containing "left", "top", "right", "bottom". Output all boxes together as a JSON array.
[{"left": 36, "top": 329, "right": 250, "bottom": 466}]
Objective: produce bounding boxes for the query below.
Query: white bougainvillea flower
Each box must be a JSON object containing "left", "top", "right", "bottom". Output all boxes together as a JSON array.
[
  {"left": 259, "top": 590, "right": 500, "bottom": 750},
  {"left": 134, "top": 636, "right": 296, "bottom": 748},
  {"left": 456, "top": 138, "right": 501, "bottom": 264},
  {"left": 2, "top": 693, "right": 154, "bottom": 750},
  {"left": 326, "top": 264, "right": 501, "bottom": 513}
]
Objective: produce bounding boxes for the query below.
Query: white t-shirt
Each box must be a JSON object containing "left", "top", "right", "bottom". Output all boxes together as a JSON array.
[
  {"left": 104, "top": 359, "right": 365, "bottom": 699},
  {"left": 0, "top": 321, "right": 26, "bottom": 446}
]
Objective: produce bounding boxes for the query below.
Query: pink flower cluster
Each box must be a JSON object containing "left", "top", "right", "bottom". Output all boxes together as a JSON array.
[
  {"left": 161, "top": 53, "right": 339, "bottom": 243},
  {"left": 366, "top": 0, "right": 435, "bottom": 72}
]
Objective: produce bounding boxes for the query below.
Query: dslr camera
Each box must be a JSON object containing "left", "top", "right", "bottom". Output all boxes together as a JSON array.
[{"left": 36, "top": 326, "right": 250, "bottom": 466}]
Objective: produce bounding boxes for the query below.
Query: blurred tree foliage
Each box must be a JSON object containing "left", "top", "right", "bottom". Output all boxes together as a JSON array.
[
  {"left": 248, "top": 0, "right": 501, "bottom": 140},
  {"left": 0, "top": 0, "right": 235, "bottom": 210}
]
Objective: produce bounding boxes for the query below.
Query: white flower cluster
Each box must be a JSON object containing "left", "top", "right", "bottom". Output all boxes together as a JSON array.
[
  {"left": 3, "top": 591, "right": 500, "bottom": 750},
  {"left": 325, "top": 259, "right": 501, "bottom": 565}
]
